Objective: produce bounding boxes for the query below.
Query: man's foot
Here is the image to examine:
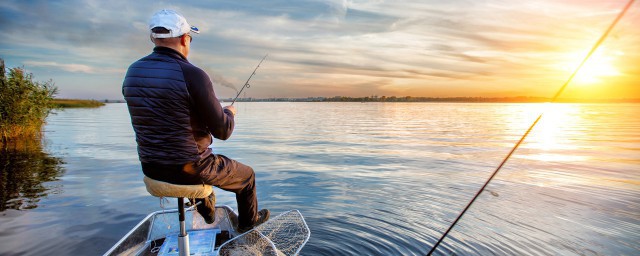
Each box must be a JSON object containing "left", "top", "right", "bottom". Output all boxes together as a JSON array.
[
  {"left": 194, "top": 194, "right": 216, "bottom": 224},
  {"left": 238, "top": 209, "right": 270, "bottom": 233}
]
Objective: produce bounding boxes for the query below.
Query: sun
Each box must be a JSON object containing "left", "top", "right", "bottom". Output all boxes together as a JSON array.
[{"left": 568, "top": 48, "right": 622, "bottom": 85}]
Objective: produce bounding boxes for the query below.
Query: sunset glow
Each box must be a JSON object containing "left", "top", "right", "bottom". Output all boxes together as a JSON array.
[
  {"left": 0, "top": 0, "right": 638, "bottom": 100},
  {"left": 565, "top": 48, "right": 623, "bottom": 85}
]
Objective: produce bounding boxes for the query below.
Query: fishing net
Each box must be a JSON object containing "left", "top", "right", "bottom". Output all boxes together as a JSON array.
[{"left": 218, "top": 210, "right": 310, "bottom": 256}]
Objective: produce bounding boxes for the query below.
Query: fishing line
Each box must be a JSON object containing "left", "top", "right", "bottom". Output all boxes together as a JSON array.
[
  {"left": 427, "top": 0, "right": 635, "bottom": 254},
  {"left": 230, "top": 54, "right": 268, "bottom": 106}
]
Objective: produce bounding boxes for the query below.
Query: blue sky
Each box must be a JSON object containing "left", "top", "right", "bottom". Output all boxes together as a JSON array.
[{"left": 1, "top": 0, "right": 638, "bottom": 100}]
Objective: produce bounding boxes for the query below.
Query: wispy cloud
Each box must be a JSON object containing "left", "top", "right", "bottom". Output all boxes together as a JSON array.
[{"left": 24, "top": 61, "right": 124, "bottom": 74}]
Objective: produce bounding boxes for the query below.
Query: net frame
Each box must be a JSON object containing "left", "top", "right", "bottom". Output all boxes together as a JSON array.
[{"left": 218, "top": 210, "right": 310, "bottom": 256}]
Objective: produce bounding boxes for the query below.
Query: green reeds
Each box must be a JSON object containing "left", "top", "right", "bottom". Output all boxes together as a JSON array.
[{"left": 0, "top": 58, "right": 58, "bottom": 143}]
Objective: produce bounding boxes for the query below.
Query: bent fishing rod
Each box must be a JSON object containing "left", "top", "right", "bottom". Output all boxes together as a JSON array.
[
  {"left": 427, "top": 0, "right": 635, "bottom": 255},
  {"left": 230, "top": 54, "right": 268, "bottom": 106}
]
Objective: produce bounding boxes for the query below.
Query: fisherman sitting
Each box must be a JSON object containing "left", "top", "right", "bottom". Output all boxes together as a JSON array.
[{"left": 122, "top": 9, "right": 269, "bottom": 233}]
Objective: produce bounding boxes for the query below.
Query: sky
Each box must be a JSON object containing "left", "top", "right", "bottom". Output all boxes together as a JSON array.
[{"left": 0, "top": 0, "right": 638, "bottom": 100}]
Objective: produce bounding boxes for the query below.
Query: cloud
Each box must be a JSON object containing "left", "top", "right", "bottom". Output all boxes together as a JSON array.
[{"left": 23, "top": 61, "right": 124, "bottom": 74}]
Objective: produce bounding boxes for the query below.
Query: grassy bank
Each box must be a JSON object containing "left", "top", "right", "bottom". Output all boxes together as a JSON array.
[{"left": 52, "top": 99, "right": 105, "bottom": 108}]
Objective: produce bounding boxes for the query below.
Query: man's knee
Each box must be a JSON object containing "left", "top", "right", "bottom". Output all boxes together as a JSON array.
[
  {"left": 247, "top": 167, "right": 256, "bottom": 184},
  {"left": 248, "top": 166, "right": 255, "bottom": 179},
  {"left": 242, "top": 166, "right": 256, "bottom": 190},
  {"left": 238, "top": 164, "right": 255, "bottom": 181}
]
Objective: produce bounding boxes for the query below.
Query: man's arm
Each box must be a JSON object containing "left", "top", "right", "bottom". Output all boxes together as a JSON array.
[{"left": 184, "top": 65, "right": 235, "bottom": 140}]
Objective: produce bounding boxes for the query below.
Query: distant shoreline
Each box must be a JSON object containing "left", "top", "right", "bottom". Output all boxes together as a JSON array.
[
  {"left": 223, "top": 96, "right": 640, "bottom": 103},
  {"left": 52, "top": 99, "right": 105, "bottom": 108},
  {"left": 93, "top": 97, "right": 640, "bottom": 104}
]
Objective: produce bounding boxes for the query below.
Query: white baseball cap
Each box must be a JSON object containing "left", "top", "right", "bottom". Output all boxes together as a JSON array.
[{"left": 149, "top": 9, "right": 199, "bottom": 38}]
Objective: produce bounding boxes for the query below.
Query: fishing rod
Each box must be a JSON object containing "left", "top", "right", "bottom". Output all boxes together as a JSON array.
[
  {"left": 230, "top": 54, "right": 268, "bottom": 106},
  {"left": 427, "top": 0, "right": 635, "bottom": 255}
]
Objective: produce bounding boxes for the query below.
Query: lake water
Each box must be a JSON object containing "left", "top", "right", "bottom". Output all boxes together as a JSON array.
[{"left": 0, "top": 102, "right": 638, "bottom": 255}]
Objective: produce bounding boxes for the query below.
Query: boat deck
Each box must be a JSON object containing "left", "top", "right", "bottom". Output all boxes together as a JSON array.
[{"left": 105, "top": 206, "right": 241, "bottom": 256}]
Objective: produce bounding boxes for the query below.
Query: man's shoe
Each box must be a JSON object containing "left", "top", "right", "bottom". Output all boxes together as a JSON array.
[
  {"left": 256, "top": 209, "right": 270, "bottom": 225},
  {"left": 194, "top": 194, "right": 216, "bottom": 224},
  {"left": 238, "top": 209, "right": 270, "bottom": 233}
]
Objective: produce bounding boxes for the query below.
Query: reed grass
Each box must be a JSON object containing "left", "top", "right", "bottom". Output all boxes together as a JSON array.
[{"left": 0, "top": 58, "right": 57, "bottom": 143}]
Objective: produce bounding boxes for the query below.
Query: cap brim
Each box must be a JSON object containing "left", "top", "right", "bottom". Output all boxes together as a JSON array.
[{"left": 190, "top": 26, "right": 200, "bottom": 34}]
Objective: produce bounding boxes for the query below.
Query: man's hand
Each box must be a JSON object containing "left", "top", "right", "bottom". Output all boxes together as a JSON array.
[{"left": 223, "top": 105, "right": 237, "bottom": 116}]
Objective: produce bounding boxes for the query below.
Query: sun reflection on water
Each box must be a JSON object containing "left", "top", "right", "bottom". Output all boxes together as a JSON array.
[
  {"left": 501, "top": 102, "right": 640, "bottom": 194},
  {"left": 516, "top": 103, "right": 588, "bottom": 162}
]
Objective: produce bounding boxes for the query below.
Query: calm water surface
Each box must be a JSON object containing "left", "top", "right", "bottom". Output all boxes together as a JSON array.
[{"left": 0, "top": 102, "right": 638, "bottom": 255}]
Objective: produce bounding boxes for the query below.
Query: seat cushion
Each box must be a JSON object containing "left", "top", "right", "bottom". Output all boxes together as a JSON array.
[{"left": 143, "top": 176, "right": 213, "bottom": 198}]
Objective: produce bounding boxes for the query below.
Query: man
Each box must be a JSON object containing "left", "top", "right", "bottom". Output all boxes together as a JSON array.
[{"left": 122, "top": 9, "right": 269, "bottom": 233}]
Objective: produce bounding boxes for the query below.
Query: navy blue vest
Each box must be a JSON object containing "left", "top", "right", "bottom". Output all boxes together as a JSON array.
[{"left": 123, "top": 49, "right": 204, "bottom": 165}]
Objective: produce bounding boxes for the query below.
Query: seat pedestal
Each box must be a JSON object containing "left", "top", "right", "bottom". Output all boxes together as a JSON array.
[{"left": 177, "top": 197, "right": 189, "bottom": 256}]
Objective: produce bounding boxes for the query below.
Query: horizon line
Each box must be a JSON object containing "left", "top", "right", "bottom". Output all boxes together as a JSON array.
[{"left": 61, "top": 96, "right": 640, "bottom": 103}]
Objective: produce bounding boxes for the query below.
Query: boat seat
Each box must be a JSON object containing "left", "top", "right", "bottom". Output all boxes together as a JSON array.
[
  {"left": 143, "top": 176, "right": 213, "bottom": 199},
  {"left": 143, "top": 176, "right": 214, "bottom": 256}
]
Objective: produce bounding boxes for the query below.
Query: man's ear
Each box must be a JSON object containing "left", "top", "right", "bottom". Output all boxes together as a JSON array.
[
  {"left": 180, "top": 35, "right": 188, "bottom": 46},
  {"left": 150, "top": 35, "right": 155, "bottom": 44}
]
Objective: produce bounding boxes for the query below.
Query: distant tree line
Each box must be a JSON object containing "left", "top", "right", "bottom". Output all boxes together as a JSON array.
[{"left": 318, "top": 96, "right": 552, "bottom": 102}]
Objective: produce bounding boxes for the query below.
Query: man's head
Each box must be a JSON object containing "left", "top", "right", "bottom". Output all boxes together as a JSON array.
[{"left": 148, "top": 9, "right": 199, "bottom": 57}]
